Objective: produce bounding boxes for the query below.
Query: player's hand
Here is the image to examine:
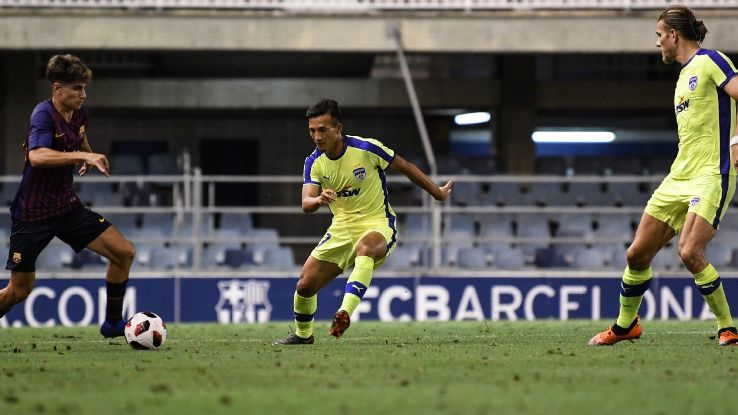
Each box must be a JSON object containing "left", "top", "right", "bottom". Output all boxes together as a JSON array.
[
  {"left": 317, "top": 189, "right": 336, "bottom": 205},
  {"left": 434, "top": 181, "right": 453, "bottom": 201},
  {"left": 85, "top": 153, "right": 110, "bottom": 177},
  {"left": 78, "top": 162, "right": 90, "bottom": 176}
]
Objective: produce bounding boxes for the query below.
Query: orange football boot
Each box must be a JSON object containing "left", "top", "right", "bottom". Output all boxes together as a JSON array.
[
  {"left": 718, "top": 328, "right": 738, "bottom": 346},
  {"left": 588, "top": 316, "right": 642, "bottom": 346}
]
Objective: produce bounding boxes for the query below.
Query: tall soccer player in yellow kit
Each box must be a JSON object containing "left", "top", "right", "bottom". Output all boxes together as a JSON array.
[
  {"left": 589, "top": 5, "right": 738, "bottom": 346},
  {"left": 274, "top": 99, "right": 452, "bottom": 345}
]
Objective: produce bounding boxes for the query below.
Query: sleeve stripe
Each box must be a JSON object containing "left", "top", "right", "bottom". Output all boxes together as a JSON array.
[
  {"left": 706, "top": 50, "right": 737, "bottom": 79},
  {"left": 303, "top": 149, "right": 322, "bottom": 183},
  {"left": 719, "top": 72, "right": 738, "bottom": 90},
  {"left": 346, "top": 136, "right": 394, "bottom": 164}
]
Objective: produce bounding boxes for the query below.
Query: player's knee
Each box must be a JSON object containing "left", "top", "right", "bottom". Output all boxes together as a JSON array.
[
  {"left": 9, "top": 284, "right": 32, "bottom": 304},
  {"left": 679, "top": 245, "right": 704, "bottom": 269},
  {"left": 295, "top": 276, "right": 317, "bottom": 297},
  {"left": 113, "top": 241, "right": 136, "bottom": 268},
  {"left": 625, "top": 246, "right": 650, "bottom": 269}
]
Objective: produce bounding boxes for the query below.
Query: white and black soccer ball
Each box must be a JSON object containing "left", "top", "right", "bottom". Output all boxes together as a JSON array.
[{"left": 124, "top": 311, "right": 167, "bottom": 350}]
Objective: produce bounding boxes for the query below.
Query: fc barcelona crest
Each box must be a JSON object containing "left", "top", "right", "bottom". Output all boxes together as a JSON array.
[
  {"left": 688, "top": 76, "right": 698, "bottom": 91},
  {"left": 353, "top": 166, "right": 366, "bottom": 181},
  {"left": 12, "top": 252, "right": 21, "bottom": 264}
]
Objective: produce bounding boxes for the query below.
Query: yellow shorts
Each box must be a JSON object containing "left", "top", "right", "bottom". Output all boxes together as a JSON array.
[
  {"left": 644, "top": 174, "right": 736, "bottom": 233},
  {"left": 310, "top": 219, "right": 398, "bottom": 271}
]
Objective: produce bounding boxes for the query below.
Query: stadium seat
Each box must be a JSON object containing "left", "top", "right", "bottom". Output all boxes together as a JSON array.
[
  {"left": 382, "top": 246, "right": 416, "bottom": 270},
  {"left": 572, "top": 247, "right": 607, "bottom": 269},
  {"left": 718, "top": 213, "right": 738, "bottom": 231},
  {"left": 486, "top": 182, "right": 525, "bottom": 206},
  {"left": 223, "top": 248, "right": 255, "bottom": 269},
  {"left": 536, "top": 156, "right": 568, "bottom": 175},
  {"left": 534, "top": 246, "right": 568, "bottom": 268},
  {"left": 247, "top": 228, "right": 280, "bottom": 247},
  {"left": 35, "top": 243, "right": 74, "bottom": 271},
  {"left": 457, "top": 247, "right": 488, "bottom": 269},
  {"left": 260, "top": 246, "right": 295, "bottom": 269},
  {"left": 445, "top": 214, "right": 476, "bottom": 235},
  {"left": 593, "top": 214, "right": 633, "bottom": 241},
  {"left": 70, "top": 250, "right": 106, "bottom": 270},
  {"left": 707, "top": 243, "right": 733, "bottom": 268},
  {"left": 147, "top": 154, "right": 180, "bottom": 175},
  {"left": 478, "top": 214, "right": 515, "bottom": 241},
  {"left": 652, "top": 245, "right": 680, "bottom": 271},
  {"left": 573, "top": 156, "right": 604, "bottom": 175},
  {"left": 609, "top": 157, "right": 645, "bottom": 175},
  {"left": 523, "top": 182, "right": 568, "bottom": 206},
  {"left": 491, "top": 246, "right": 526, "bottom": 269},
  {"left": 450, "top": 181, "right": 482, "bottom": 206},
  {"left": 443, "top": 236, "right": 474, "bottom": 266},
  {"left": 148, "top": 247, "right": 179, "bottom": 270},
  {"left": 556, "top": 214, "right": 593, "bottom": 238},
  {"left": 0, "top": 185, "right": 16, "bottom": 207},
  {"left": 105, "top": 213, "right": 138, "bottom": 234},
  {"left": 608, "top": 182, "right": 647, "bottom": 206},
  {"left": 609, "top": 245, "right": 628, "bottom": 270},
  {"left": 219, "top": 212, "right": 253, "bottom": 235},
  {"left": 110, "top": 155, "right": 145, "bottom": 175},
  {"left": 213, "top": 228, "right": 244, "bottom": 243},
  {"left": 141, "top": 213, "right": 175, "bottom": 236},
  {"left": 403, "top": 213, "right": 431, "bottom": 237},
  {"left": 568, "top": 182, "right": 611, "bottom": 206},
  {"left": 516, "top": 215, "right": 551, "bottom": 256},
  {"left": 204, "top": 243, "right": 242, "bottom": 268}
]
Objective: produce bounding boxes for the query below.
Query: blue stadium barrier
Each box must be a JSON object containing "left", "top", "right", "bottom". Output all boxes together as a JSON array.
[{"left": 1, "top": 274, "right": 736, "bottom": 327}]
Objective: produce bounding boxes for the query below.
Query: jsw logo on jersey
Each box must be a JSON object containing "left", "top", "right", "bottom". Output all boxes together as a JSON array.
[
  {"left": 675, "top": 99, "right": 690, "bottom": 114},
  {"left": 337, "top": 188, "right": 361, "bottom": 198}
]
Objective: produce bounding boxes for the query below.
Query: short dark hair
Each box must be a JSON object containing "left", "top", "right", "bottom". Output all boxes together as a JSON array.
[
  {"left": 46, "top": 54, "right": 92, "bottom": 85},
  {"left": 658, "top": 5, "right": 708, "bottom": 44},
  {"left": 306, "top": 99, "right": 342, "bottom": 124}
]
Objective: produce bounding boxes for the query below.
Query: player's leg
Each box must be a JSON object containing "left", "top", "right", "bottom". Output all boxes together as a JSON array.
[
  {"left": 588, "top": 212, "right": 674, "bottom": 346},
  {"left": 680, "top": 207, "right": 738, "bottom": 345},
  {"left": 1, "top": 218, "right": 55, "bottom": 317},
  {"left": 0, "top": 272, "right": 35, "bottom": 319},
  {"left": 331, "top": 231, "right": 388, "bottom": 338},
  {"left": 274, "top": 255, "right": 342, "bottom": 345},
  {"left": 85, "top": 226, "right": 136, "bottom": 337},
  {"left": 56, "top": 207, "right": 135, "bottom": 338}
]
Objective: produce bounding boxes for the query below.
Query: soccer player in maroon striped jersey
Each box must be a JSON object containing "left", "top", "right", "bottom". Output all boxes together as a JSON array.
[{"left": 0, "top": 54, "right": 135, "bottom": 338}]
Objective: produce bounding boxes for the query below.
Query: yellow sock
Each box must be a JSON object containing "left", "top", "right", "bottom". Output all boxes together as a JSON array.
[
  {"left": 293, "top": 292, "right": 317, "bottom": 338},
  {"left": 616, "top": 266, "right": 652, "bottom": 328},
  {"left": 694, "top": 264, "right": 734, "bottom": 330},
  {"left": 339, "top": 256, "right": 374, "bottom": 317}
]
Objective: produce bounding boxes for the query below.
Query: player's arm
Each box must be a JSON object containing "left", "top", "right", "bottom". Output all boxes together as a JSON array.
[
  {"left": 77, "top": 135, "right": 94, "bottom": 176},
  {"left": 726, "top": 77, "right": 738, "bottom": 170},
  {"left": 28, "top": 148, "right": 110, "bottom": 176},
  {"left": 301, "top": 184, "right": 336, "bottom": 213},
  {"left": 389, "top": 154, "right": 452, "bottom": 201}
]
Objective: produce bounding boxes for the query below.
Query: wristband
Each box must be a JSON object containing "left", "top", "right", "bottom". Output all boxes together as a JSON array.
[{"left": 732, "top": 136, "right": 738, "bottom": 147}]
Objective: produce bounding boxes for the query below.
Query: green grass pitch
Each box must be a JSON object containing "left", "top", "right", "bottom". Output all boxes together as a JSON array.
[{"left": 1, "top": 320, "right": 737, "bottom": 415}]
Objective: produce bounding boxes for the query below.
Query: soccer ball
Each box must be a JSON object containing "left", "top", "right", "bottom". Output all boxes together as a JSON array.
[{"left": 124, "top": 311, "right": 167, "bottom": 350}]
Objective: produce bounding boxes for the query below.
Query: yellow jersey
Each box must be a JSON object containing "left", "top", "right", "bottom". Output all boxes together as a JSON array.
[
  {"left": 671, "top": 49, "right": 737, "bottom": 179},
  {"left": 303, "top": 135, "right": 397, "bottom": 227}
]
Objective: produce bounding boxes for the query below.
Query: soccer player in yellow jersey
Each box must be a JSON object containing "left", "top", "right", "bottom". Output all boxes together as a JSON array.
[
  {"left": 274, "top": 99, "right": 452, "bottom": 345},
  {"left": 589, "top": 5, "right": 738, "bottom": 346}
]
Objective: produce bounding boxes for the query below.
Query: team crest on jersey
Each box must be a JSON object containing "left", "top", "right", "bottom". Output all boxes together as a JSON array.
[
  {"left": 688, "top": 76, "right": 698, "bottom": 91},
  {"left": 690, "top": 197, "right": 700, "bottom": 207},
  {"left": 79, "top": 125, "right": 86, "bottom": 136},
  {"left": 12, "top": 252, "right": 21, "bottom": 264},
  {"left": 353, "top": 165, "right": 366, "bottom": 181}
]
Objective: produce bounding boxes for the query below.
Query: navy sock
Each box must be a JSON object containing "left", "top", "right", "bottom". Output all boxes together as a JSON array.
[{"left": 105, "top": 279, "right": 128, "bottom": 323}]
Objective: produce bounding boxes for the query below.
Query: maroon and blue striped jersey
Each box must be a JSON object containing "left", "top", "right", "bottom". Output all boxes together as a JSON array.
[{"left": 10, "top": 100, "right": 87, "bottom": 221}]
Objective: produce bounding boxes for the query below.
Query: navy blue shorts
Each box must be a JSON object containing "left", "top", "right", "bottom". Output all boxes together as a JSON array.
[{"left": 5, "top": 205, "right": 112, "bottom": 272}]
